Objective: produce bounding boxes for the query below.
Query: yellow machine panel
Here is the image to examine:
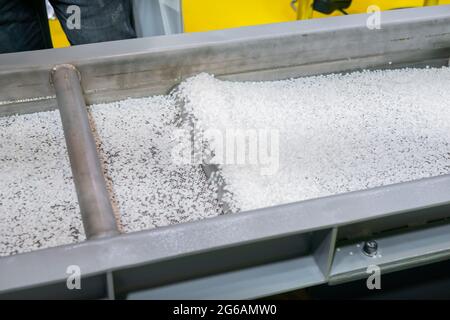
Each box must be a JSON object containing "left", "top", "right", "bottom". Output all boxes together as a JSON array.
[
  {"left": 182, "top": 0, "right": 450, "bottom": 32},
  {"left": 50, "top": 1, "right": 450, "bottom": 46},
  {"left": 49, "top": 19, "right": 70, "bottom": 48}
]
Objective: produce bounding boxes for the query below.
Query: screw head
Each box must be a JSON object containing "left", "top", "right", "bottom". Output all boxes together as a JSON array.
[{"left": 362, "top": 240, "right": 378, "bottom": 257}]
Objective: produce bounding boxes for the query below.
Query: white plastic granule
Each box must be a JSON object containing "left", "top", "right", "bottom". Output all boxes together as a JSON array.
[
  {"left": 4, "top": 66, "right": 447, "bottom": 254},
  {"left": 0, "top": 110, "right": 84, "bottom": 257},
  {"left": 178, "top": 67, "right": 450, "bottom": 211},
  {"left": 89, "top": 95, "right": 223, "bottom": 233}
]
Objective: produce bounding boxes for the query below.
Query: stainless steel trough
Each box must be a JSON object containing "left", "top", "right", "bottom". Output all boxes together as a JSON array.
[{"left": 0, "top": 6, "right": 450, "bottom": 299}]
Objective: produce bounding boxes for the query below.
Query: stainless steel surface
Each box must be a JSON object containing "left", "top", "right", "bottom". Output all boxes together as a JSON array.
[
  {"left": 0, "top": 6, "right": 450, "bottom": 299},
  {"left": 51, "top": 64, "right": 119, "bottom": 239},
  {"left": 330, "top": 220, "right": 450, "bottom": 285},
  {"left": 127, "top": 256, "right": 324, "bottom": 300}
]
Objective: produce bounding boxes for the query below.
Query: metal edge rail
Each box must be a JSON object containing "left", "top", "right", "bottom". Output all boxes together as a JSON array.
[{"left": 51, "top": 64, "right": 119, "bottom": 239}]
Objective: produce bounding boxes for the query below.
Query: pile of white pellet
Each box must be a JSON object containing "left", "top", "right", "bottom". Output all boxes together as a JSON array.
[
  {"left": 178, "top": 67, "right": 450, "bottom": 211},
  {"left": 89, "top": 95, "right": 224, "bottom": 233},
  {"left": 2, "top": 66, "right": 450, "bottom": 255},
  {"left": 0, "top": 110, "right": 84, "bottom": 257}
]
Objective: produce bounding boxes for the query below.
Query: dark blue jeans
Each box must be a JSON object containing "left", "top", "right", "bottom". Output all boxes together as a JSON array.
[{"left": 0, "top": 0, "right": 136, "bottom": 54}]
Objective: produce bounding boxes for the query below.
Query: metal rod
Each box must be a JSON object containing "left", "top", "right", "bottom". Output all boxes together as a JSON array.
[
  {"left": 297, "top": 0, "right": 314, "bottom": 20},
  {"left": 424, "top": 0, "right": 439, "bottom": 6},
  {"left": 51, "top": 64, "right": 119, "bottom": 239}
]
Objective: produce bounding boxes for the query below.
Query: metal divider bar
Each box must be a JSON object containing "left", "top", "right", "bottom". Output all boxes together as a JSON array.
[
  {"left": 51, "top": 64, "right": 119, "bottom": 239},
  {"left": 312, "top": 227, "right": 338, "bottom": 280}
]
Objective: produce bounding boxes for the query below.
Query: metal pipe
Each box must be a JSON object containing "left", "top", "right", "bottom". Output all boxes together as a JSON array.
[
  {"left": 424, "top": 0, "right": 439, "bottom": 6},
  {"left": 296, "top": 0, "right": 314, "bottom": 20},
  {"left": 51, "top": 64, "right": 119, "bottom": 239}
]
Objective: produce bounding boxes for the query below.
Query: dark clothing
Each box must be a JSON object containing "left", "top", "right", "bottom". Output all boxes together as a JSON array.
[
  {"left": 0, "top": 0, "right": 136, "bottom": 54},
  {"left": 0, "top": 1, "right": 52, "bottom": 53}
]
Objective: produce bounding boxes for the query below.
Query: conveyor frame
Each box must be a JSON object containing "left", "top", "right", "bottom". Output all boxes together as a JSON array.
[{"left": 1, "top": 6, "right": 450, "bottom": 299}]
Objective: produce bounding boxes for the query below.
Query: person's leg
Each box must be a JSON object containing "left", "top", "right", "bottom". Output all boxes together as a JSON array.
[
  {"left": 0, "top": 0, "right": 52, "bottom": 54},
  {"left": 51, "top": 0, "right": 136, "bottom": 45}
]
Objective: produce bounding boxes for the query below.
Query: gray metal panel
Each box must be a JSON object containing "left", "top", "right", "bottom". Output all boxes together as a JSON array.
[
  {"left": 330, "top": 222, "right": 450, "bottom": 285},
  {"left": 132, "top": 0, "right": 182, "bottom": 37},
  {"left": 127, "top": 256, "right": 324, "bottom": 300},
  {"left": 132, "top": 0, "right": 165, "bottom": 37}
]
